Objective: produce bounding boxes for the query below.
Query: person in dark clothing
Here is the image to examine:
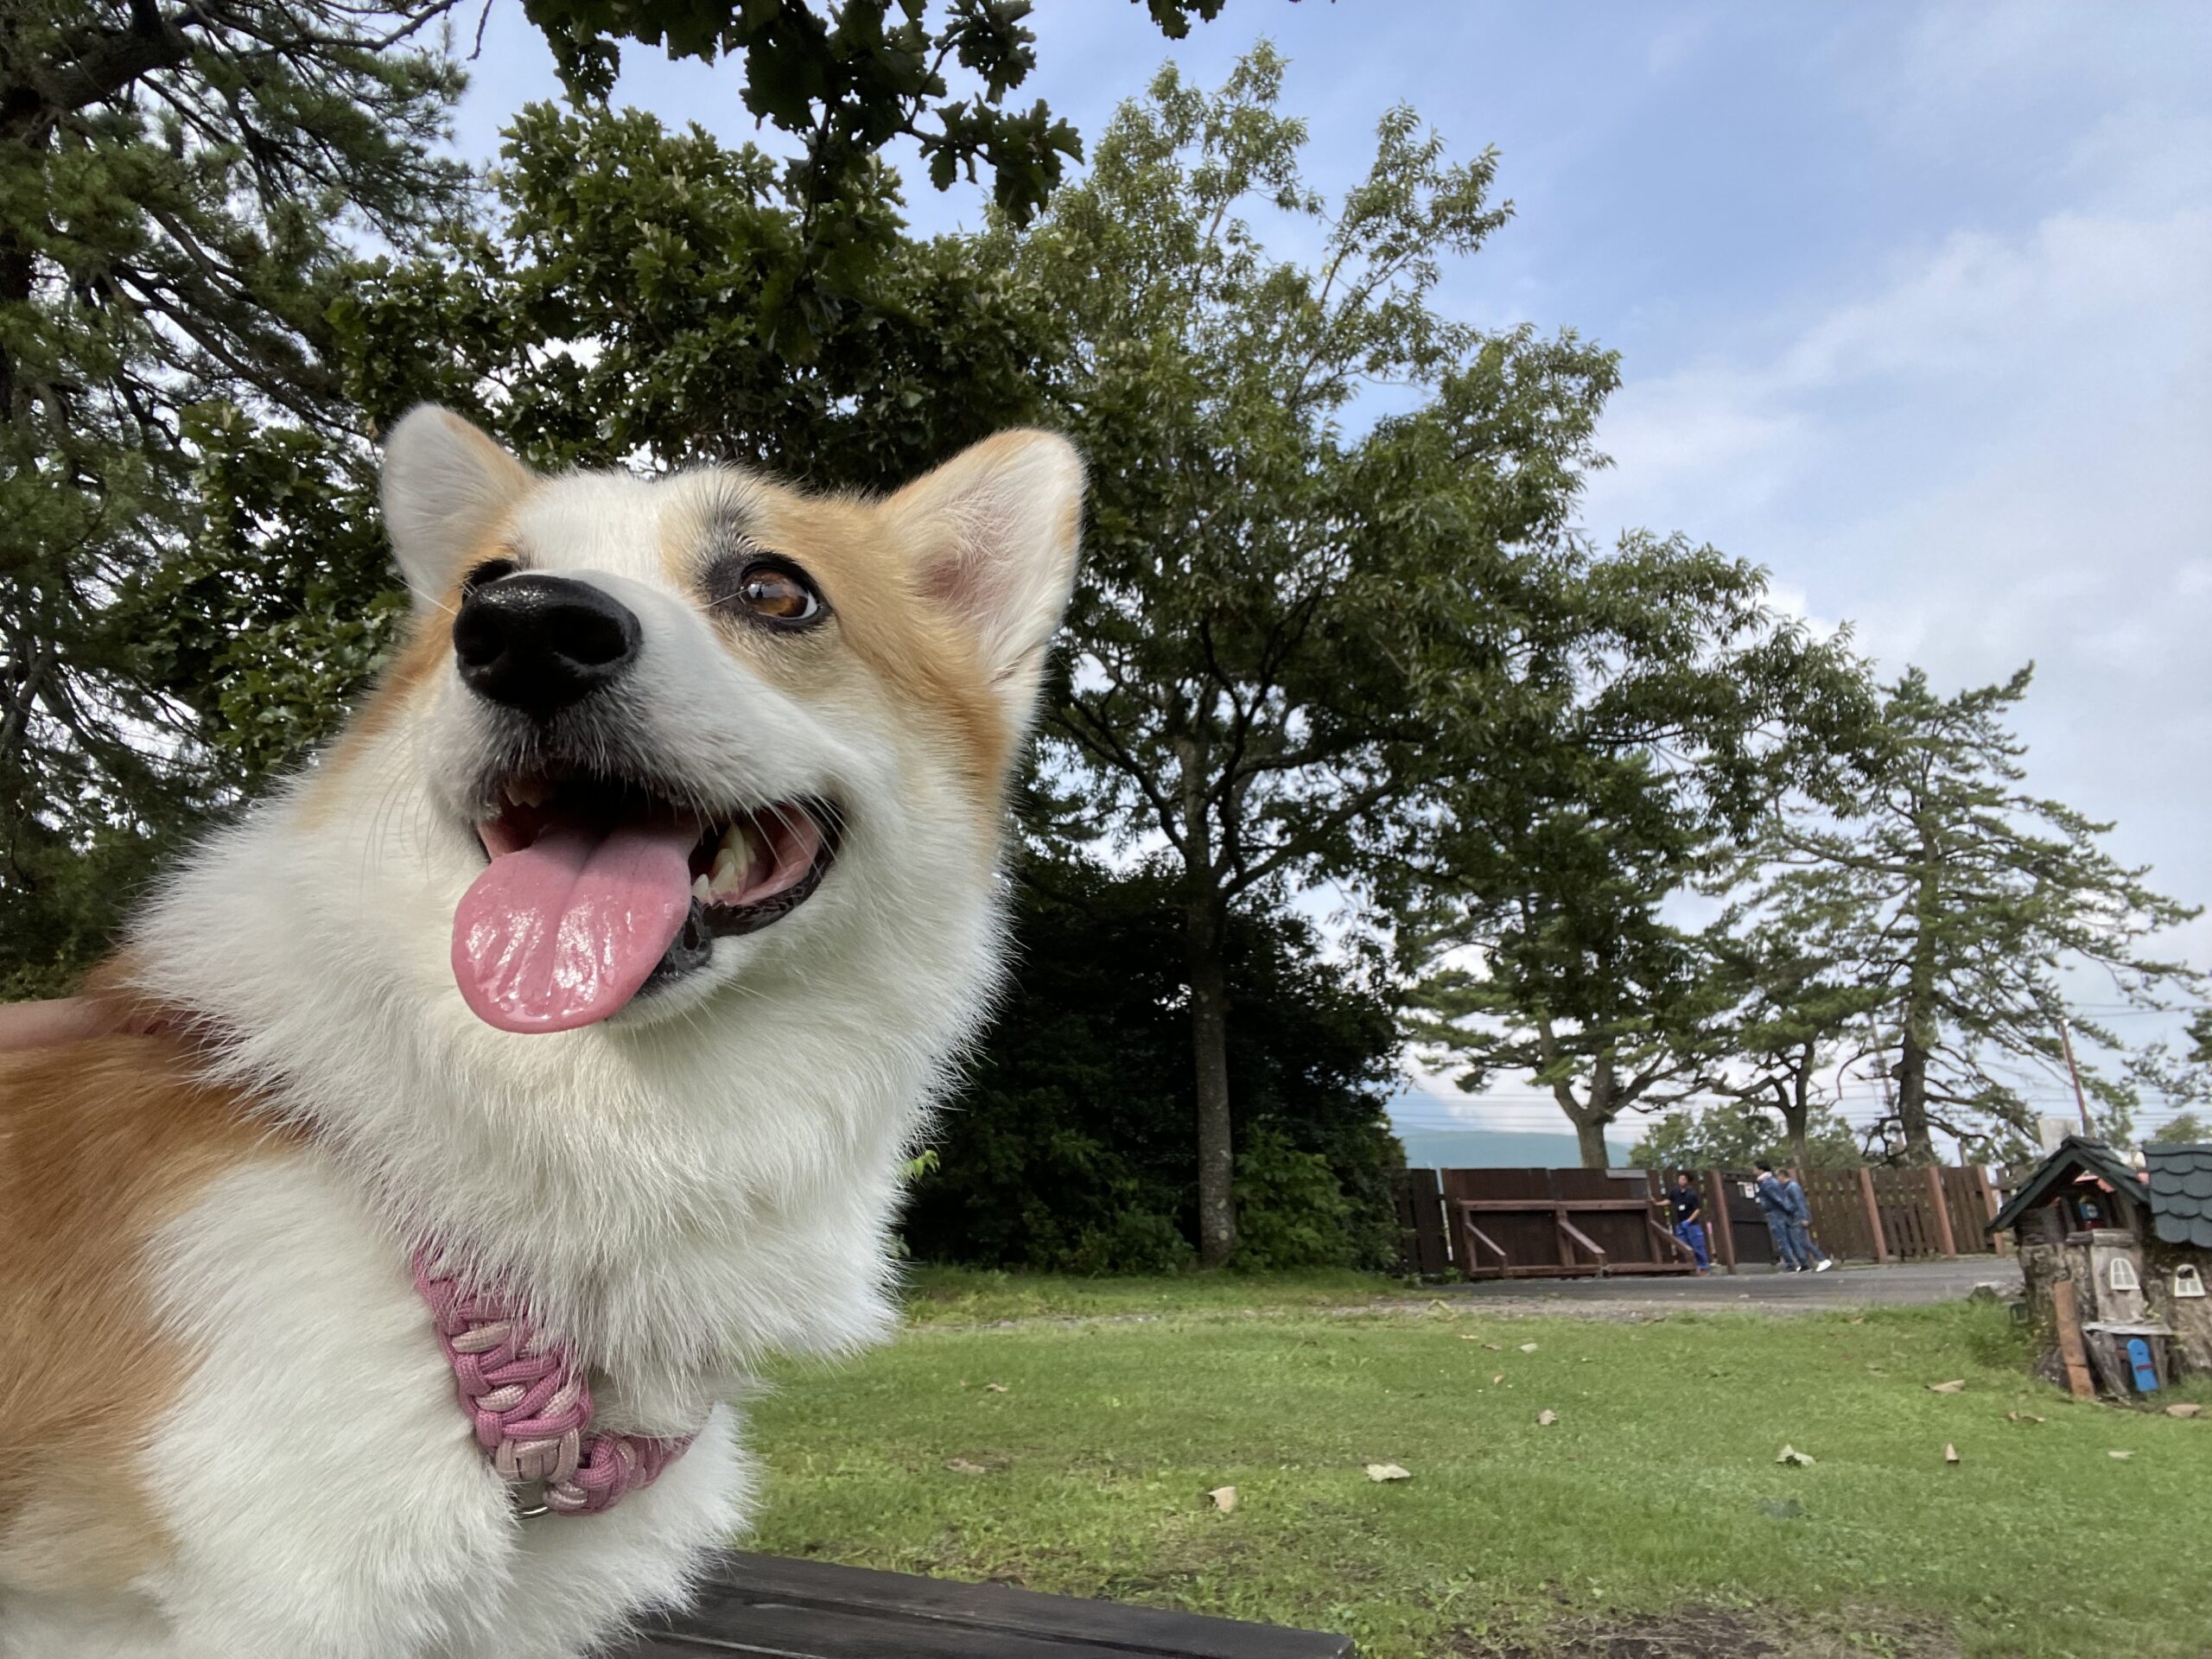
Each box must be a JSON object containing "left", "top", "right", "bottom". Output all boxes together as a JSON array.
[
  {"left": 1753, "top": 1159, "right": 1807, "bottom": 1270},
  {"left": 1667, "top": 1172, "right": 1711, "bottom": 1272}
]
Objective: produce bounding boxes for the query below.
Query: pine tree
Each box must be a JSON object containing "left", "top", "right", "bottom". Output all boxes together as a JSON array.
[
  {"left": 1771, "top": 666, "right": 2200, "bottom": 1161},
  {"left": 1630, "top": 1101, "right": 1859, "bottom": 1172},
  {"left": 1401, "top": 544, "right": 1874, "bottom": 1169},
  {"left": 0, "top": 1, "right": 468, "bottom": 990},
  {"left": 1704, "top": 874, "right": 1890, "bottom": 1168}
]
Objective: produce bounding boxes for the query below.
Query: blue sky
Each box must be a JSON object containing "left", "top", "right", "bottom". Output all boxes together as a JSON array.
[{"left": 448, "top": 2, "right": 2212, "bottom": 1141}]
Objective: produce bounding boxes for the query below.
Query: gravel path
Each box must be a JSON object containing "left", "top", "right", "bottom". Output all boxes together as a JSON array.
[{"left": 1438, "top": 1256, "right": 2022, "bottom": 1314}]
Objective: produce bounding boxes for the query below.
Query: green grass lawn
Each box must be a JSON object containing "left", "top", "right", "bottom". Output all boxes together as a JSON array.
[{"left": 744, "top": 1270, "right": 2212, "bottom": 1657}]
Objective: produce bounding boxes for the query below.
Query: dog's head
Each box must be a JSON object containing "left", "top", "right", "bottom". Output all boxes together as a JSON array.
[{"left": 334, "top": 406, "right": 1080, "bottom": 1038}]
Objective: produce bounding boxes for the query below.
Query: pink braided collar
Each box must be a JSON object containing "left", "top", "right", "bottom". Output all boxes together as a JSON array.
[{"left": 412, "top": 1248, "right": 691, "bottom": 1516}]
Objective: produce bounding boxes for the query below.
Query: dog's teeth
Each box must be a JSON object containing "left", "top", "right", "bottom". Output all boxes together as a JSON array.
[
  {"left": 709, "top": 825, "right": 753, "bottom": 899},
  {"left": 505, "top": 778, "right": 548, "bottom": 808},
  {"left": 709, "top": 849, "right": 747, "bottom": 898},
  {"left": 691, "top": 874, "right": 714, "bottom": 904}
]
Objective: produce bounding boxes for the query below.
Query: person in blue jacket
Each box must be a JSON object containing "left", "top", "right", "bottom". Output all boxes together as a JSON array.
[
  {"left": 1667, "top": 1171, "right": 1711, "bottom": 1272},
  {"left": 1781, "top": 1165, "right": 1834, "bottom": 1272},
  {"left": 1753, "top": 1160, "right": 1807, "bottom": 1271}
]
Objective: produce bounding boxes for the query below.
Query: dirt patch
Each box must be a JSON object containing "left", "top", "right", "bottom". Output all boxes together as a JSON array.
[{"left": 1455, "top": 1604, "right": 1961, "bottom": 1658}]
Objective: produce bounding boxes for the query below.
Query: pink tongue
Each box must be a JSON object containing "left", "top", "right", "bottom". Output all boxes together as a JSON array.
[{"left": 452, "top": 820, "right": 698, "bottom": 1033}]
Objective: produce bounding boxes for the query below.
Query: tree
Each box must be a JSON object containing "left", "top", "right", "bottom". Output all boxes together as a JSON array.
[
  {"left": 1773, "top": 666, "right": 2201, "bottom": 1162},
  {"left": 340, "top": 100, "right": 1052, "bottom": 485},
  {"left": 1401, "top": 545, "right": 1876, "bottom": 1167},
  {"left": 3, "top": 1, "right": 1224, "bottom": 995},
  {"left": 900, "top": 853, "right": 1402, "bottom": 1274},
  {"left": 2151, "top": 1111, "right": 2211, "bottom": 1147},
  {"left": 1702, "top": 875, "right": 1889, "bottom": 1168},
  {"left": 1001, "top": 50, "right": 1621, "bottom": 1260},
  {"left": 517, "top": 0, "right": 1227, "bottom": 359},
  {"left": 2133, "top": 1009, "right": 2212, "bottom": 1143},
  {"left": 1630, "top": 1100, "right": 1859, "bottom": 1172},
  {"left": 0, "top": 0, "right": 470, "bottom": 992}
]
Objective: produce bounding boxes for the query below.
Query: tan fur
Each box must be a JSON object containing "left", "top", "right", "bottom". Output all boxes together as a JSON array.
[
  {"left": 715, "top": 491, "right": 1014, "bottom": 798},
  {"left": 0, "top": 1039, "right": 293, "bottom": 1592},
  {"left": 649, "top": 456, "right": 1039, "bottom": 816}
]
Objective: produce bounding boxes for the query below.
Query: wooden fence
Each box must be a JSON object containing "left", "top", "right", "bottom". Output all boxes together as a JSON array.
[
  {"left": 1436, "top": 1166, "right": 1700, "bottom": 1279},
  {"left": 1390, "top": 1163, "right": 2005, "bottom": 1279}
]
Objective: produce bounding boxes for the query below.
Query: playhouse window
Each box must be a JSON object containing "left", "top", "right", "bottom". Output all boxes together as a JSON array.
[
  {"left": 2107, "top": 1256, "right": 2139, "bottom": 1294},
  {"left": 2177, "top": 1264, "right": 2207, "bottom": 1300}
]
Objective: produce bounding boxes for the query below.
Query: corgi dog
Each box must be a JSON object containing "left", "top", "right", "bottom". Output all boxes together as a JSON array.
[{"left": 0, "top": 409, "right": 1082, "bottom": 1657}]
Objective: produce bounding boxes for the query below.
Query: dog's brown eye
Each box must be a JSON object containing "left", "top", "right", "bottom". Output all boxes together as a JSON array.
[
  {"left": 708, "top": 554, "right": 825, "bottom": 631},
  {"left": 741, "top": 567, "right": 815, "bottom": 620}
]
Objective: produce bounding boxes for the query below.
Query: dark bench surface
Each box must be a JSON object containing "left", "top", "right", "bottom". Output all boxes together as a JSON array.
[{"left": 608, "top": 1550, "right": 1354, "bottom": 1658}]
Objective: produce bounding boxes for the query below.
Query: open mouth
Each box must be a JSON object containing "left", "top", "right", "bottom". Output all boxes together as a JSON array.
[{"left": 450, "top": 772, "right": 839, "bottom": 1034}]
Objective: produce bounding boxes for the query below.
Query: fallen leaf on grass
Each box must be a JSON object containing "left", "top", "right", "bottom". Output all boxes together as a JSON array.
[
  {"left": 1537, "top": 1410, "right": 1558, "bottom": 1427},
  {"left": 1365, "top": 1462, "right": 1413, "bottom": 1482},
  {"left": 944, "top": 1459, "right": 991, "bottom": 1475},
  {"left": 1775, "top": 1445, "right": 1815, "bottom": 1466},
  {"left": 1943, "top": 1444, "right": 1960, "bottom": 1465},
  {"left": 2005, "top": 1411, "right": 2046, "bottom": 1424},
  {"left": 1492, "top": 1374, "right": 1506, "bottom": 1385},
  {"left": 2166, "top": 1403, "right": 2203, "bottom": 1420},
  {"left": 1518, "top": 1342, "right": 1539, "bottom": 1353},
  {"left": 982, "top": 1382, "right": 1008, "bottom": 1394},
  {"left": 2108, "top": 1450, "right": 2133, "bottom": 1460},
  {"left": 1205, "top": 1485, "right": 1237, "bottom": 1513},
  {"left": 1927, "top": 1380, "right": 1966, "bottom": 1394}
]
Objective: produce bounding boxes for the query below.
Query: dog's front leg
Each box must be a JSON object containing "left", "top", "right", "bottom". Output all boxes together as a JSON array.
[
  {"left": 441, "top": 1403, "right": 753, "bottom": 1659},
  {"left": 137, "top": 1159, "right": 516, "bottom": 1659}
]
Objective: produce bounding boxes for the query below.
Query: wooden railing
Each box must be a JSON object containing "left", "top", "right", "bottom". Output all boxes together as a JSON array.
[
  {"left": 1448, "top": 1194, "right": 1699, "bottom": 1280},
  {"left": 1390, "top": 1163, "right": 2005, "bottom": 1279}
]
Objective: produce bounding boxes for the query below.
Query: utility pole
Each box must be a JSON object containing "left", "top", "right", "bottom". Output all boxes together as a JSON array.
[
  {"left": 2056, "top": 1014, "right": 2094, "bottom": 1138},
  {"left": 1866, "top": 1019, "right": 1897, "bottom": 1114},
  {"left": 1865, "top": 1019, "right": 1898, "bottom": 1156}
]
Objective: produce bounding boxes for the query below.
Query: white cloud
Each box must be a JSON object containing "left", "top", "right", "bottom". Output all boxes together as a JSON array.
[{"left": 1578, "top": 122, "right": 2212, "bottom": 1046}]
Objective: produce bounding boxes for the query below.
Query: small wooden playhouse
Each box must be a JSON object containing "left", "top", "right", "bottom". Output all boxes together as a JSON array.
[{"left": 1987, "top": 1136, "right": 2212, "bottom": 1396}]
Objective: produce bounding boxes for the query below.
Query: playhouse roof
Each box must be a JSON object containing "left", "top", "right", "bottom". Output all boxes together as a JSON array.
[
  {"left": 1986, "top": 1137, "right": 2145, "bottom": 1236},
  {"left": 2146, "top": 1143, "right": 2212, "bottom": 1249}
]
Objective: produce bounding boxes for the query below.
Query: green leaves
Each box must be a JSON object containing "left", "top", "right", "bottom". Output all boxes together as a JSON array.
[
  {"left": 0, "top": 1, "right": 467, "bottom": 989},
  {"left": 901, "top": 855, "right": 1401, "bottom": 1274},
  {"left": 1024, "top": 48, "right": 1618, "bottom": 908},
  {"left": 340, "top": 99, "right": 1050, "bottom": 492},
  {"left": 1400, "top": 535, "right": 1877, "bottom": 1164},
  {"left": 1755, "top": 666, "right": 2202, "bottom": 1161},
  {"left": 518, "top": 0, "right": 1122, "bottom": 238}
]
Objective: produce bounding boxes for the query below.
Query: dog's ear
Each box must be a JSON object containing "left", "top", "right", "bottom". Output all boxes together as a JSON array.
[
  {"left": 888, "top": 429, "right": 1084, "bottom": 728},
  {"left": 380, "top": 405, "right": 535, "bottom": 611}
]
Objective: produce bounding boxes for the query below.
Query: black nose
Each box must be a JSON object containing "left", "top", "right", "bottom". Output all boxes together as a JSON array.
[{"left": 452, "top": 573, "right": 641, "bottom": 718}]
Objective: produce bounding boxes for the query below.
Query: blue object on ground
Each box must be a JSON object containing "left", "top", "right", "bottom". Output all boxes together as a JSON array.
[{"left": 2126, "top": 1336, "right": 2159, "bottom": 1393}]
